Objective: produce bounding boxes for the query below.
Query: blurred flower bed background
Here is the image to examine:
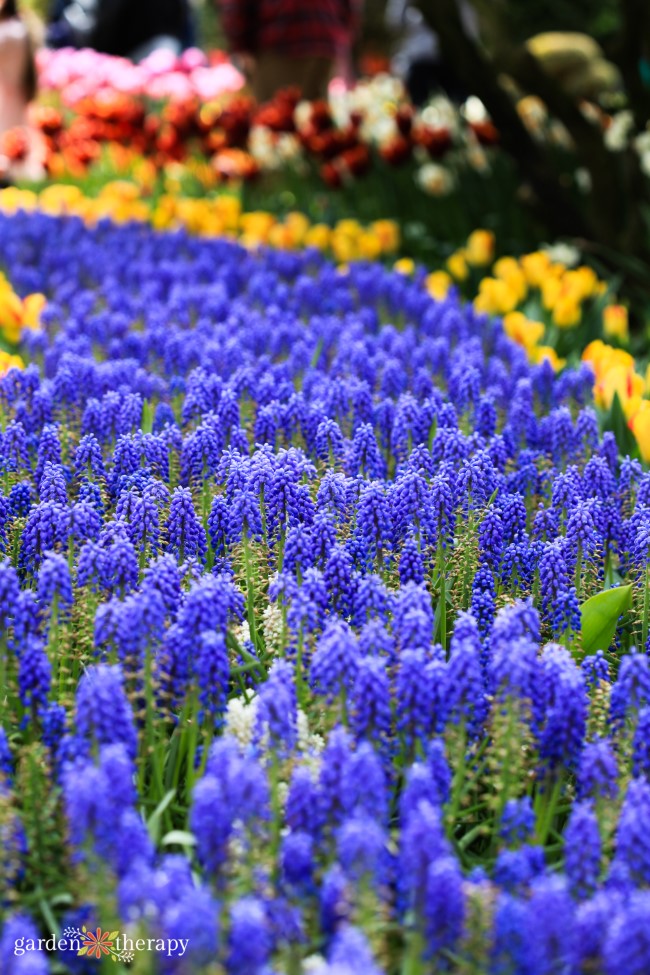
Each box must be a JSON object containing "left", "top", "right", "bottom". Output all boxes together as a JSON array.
[{"left": 2, "top": 44, "right": 649, "bottom": 459}]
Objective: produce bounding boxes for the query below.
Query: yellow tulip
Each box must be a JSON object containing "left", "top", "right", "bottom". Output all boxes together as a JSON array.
[
  {"left": 285, "top": 211, "right": 310, "bottom": 246},
  {"left": 394, "top": 257, "right": 415, "bottom": 275},
  {"left": 198, "top": 214, "right": 225, "bottom": 238},
  {"left": 520, "top": 251, "right": 551, "bottom": 288},
  {"left": 582, "top": 339, "right": 609, "bottom": 375},
  {"left": 304, "top": 224, "right": 331, "bottom": 251},
  {"left": 335, "top": 219, "right": 362, "bottom": 240},
  {"left": 568, "top": 265, "right": 599, "bottom": 301},
  {"left": 531, "top": 346, "right": 566, "bottom": 371},
  {"left": 151, "top": 207, "right": 175, "bottom": 230},
  {"left": 426, "top": 270, "right": 453, "bottom": 300},
  {"left": 370, "top": 219, "right": 400, "bottom": 252},
  {"left": 474, "top": 277, "right": 520, "bottom": 315},
  {"left": 0, "top": 187, "right": 37, "bottom": 214},
  {"left": 502, "top": 311, "right": 545, "bottom": 351},
  {"left": 629, "top": 401, "right": 650, "bottom": 462},
  {"left": 552, "top": 295, "right": 581, "bottom": 328},
  {"left": 132, "top": 159, "right": 157, "bottom": 191},
  {"left": 603, "top": 304, "right": 629, "bottom": 342},
  {"left": 0, "top": 350, "right": 23, "bottom": 374},
  {"left": 493, "top": 258, "right": 528, "bottom": 303},
  {"left": 0, "top": 290, "right": 24, "bottom": 344},
  {"left": 214, "top": 195, "right": 242, "bottom": 232},
  {"left": 99, "top": 180, "right": 140, "bottom": 201},
  {"left": 542, "top": 276, "right": 562, "bottom": 310},
  {"left": 357, "top": 231, "right": 382, "bottom": 261},
  {"left": 589, "top": 344, "right": 634, "bottom": 381},
  {"left": 38, "top": 184, "right": 84, "bottom": 216},
  {"left": 465, "top": 229, "right": 495, "bottom": 266},
  {"left": 595, "top": 363, "right": 644, "bottom": 416},
  {"left": 446, "top": 250, "right": 469, "bottom": 281},
  {"left": 266, "top": 223, "right": 288, "bottom": 250},
  {"left": 330, "top": 232, "right": 357, "bottom": 263},
  {"left": 22, "top": 293, "right": 46, "bottom": 331},
  {"left": 239, "top": 212, "right": 275, "bottom": 245}
]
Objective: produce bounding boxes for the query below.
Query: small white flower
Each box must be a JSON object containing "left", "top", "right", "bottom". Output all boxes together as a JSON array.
[
  {"left": 371, "top": 72, "right": 404, "bottom": 103},
  {"left": 462, "top": 95, "right": 489, "bottom": 124},
  {"left": 297, "top": 708, "right": 311, "bottom": 749},
  {"left": 234, "top": 619, "right": 251, "bottom": 645},
  {"left": 295, "top": 708, "right": 324, "bottom": 761},
  {"left": 548, "top": 120, "right": 573, "bottom": 150},
  {"left": 634, "top": 130, "right": 650, "bottom": 151},
  {"left": 541, "top": 242, "right": 581, "bottom": 267},
  {"left": 416, "top": 163, "right": 454, "bottom": 196},
  {"left": 360, "top": 114, "right": 398, "bottom": 148},
  {"left": 641, "top": 152, "right": 650, "bottom": 179},
  {"left": 605, "top": 110, "right": 634, "bottom": 151},
  {"left": 420, "top": 95, "right": 458, "bottom": 133},
  {"left": 262, "top": 602, "right": 283, "bottom": 651},
  {"left": 303, "top": 955, "right": 328, "bottom": 974},
  {"left": 294, "top": 101, "right": 313, "bottom": 132},
  {"left": 225, "top": 695, "right": 258, "bottom": 746},
  {"left": 467, "top": 143, "right": 490, "bottom": 174},
  {"left": 276, "top": 134, "right": 302, "bottom": 162}
]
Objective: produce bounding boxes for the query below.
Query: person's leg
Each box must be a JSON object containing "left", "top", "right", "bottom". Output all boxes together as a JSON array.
[
  {"left": 299, "top": 57, "right": 333, "bottom": 100},
  {"left": 253, "top": 53, "right": 332, "bottom": 102},
  {"left": 405, "top": 58, "right": 437, "bottom": 106}
]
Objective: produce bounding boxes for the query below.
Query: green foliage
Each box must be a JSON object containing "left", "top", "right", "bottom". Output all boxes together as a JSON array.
[
  {"left": 477, "top": 0, "right": 621, "bottom": 44},
  {"left": 580, "top": 584, "right": 633, "bottom": 656},
  {"left": 15, "top": 743, "right": 73, "bottom": 912},
  {"left": 603, "top": 392, "right": 640, "bottom": 459},
  {"left": 21, "top": 0, "right": 49, "bottom": 21}
]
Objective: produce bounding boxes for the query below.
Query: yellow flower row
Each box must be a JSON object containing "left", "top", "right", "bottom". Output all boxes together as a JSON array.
[
  {"left": 0, "top": 184, "right": 400, "bottom": 263},
  {"left": 419, "top": 230, "right": 629, "bottom": 360},
  {"left": 0, "top": 272, "right": 46, "bottom": 368},
  {"left": 410, "top": 231, "right": 648, "bottom": 461},
  {"left": 422, "top": 229, "right": 620, "bottom": 334},
  {"left": 582, "top": 339, "right": 650, "bottom": 461}
]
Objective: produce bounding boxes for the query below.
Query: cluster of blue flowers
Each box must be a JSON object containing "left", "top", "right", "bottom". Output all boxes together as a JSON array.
[{"left": 1, "top": 210, "right": 650, "bottom": 973}]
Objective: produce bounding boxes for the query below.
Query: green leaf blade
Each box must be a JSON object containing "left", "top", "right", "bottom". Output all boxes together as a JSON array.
[{"left": 580, "top": 585, "right": 633, "bottom": 656}]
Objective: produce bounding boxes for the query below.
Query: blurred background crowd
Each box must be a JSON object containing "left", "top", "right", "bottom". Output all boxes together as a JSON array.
[
  {"left": 0, "top": 0, "right": 649, "bottom": 323},
  {"left": 3, "top": 0, "right": 645, "bottom": 106}
]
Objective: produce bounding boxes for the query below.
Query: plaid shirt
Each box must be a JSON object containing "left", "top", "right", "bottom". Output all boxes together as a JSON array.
[{"left": 220, "top": 0, "right": 359, "bottom": 59}]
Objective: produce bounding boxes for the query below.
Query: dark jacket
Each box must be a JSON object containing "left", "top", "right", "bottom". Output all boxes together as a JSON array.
[
  {"left": 220, "top": 0, "right": 360, "bottom": 59},
  {"left": 48, "top": 0, "right": 192, "bottom": 57}
]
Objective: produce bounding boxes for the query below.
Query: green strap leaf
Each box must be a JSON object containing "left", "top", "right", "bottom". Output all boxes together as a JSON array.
[
  {"left": 580, "top": 584, "right": 633, "bottom": 656},
  {"left": 146, "top": 788, "right": 177, "bottom": 844}
]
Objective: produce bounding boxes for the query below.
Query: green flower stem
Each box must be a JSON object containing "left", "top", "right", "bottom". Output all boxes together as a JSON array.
[
  {"left": 491, "top": 700, "right": 518, "bottom": 850},
  {"left": 446, "top": 722, "right": 468, "bottom": 838},
  {"left": 641, "top": 563, "right": 650, "bottom": 650},
  {"left": 401, "top": 930, "right": 426, "bottom": 975},
  {"left": 242, "top": 531, "right": 260, "bottom": 653},
  {"left": 575, "top": 542, "right": 583, "bottom": 602},
  {"left": 536, "top": 774, "right": 564, "bottom": 846}
]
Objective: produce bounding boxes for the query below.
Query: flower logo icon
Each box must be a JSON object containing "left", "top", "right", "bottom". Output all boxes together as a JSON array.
[{"left": 78, "top": 926, "right": 120, "bottom": 960}]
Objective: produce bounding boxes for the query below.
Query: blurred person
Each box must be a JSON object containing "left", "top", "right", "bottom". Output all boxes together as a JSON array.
[
  {"left": 46, "top": 0, "right": 194, "bottom": 61},
  {"left": 219, "top": 0, "right": 360, "bottom": 102},
  {"left": 0, "top": 0, "right": 45, "bottom": 181},
  {"left": 386, "top": 0, "right": 477, "bottom": 104}
]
